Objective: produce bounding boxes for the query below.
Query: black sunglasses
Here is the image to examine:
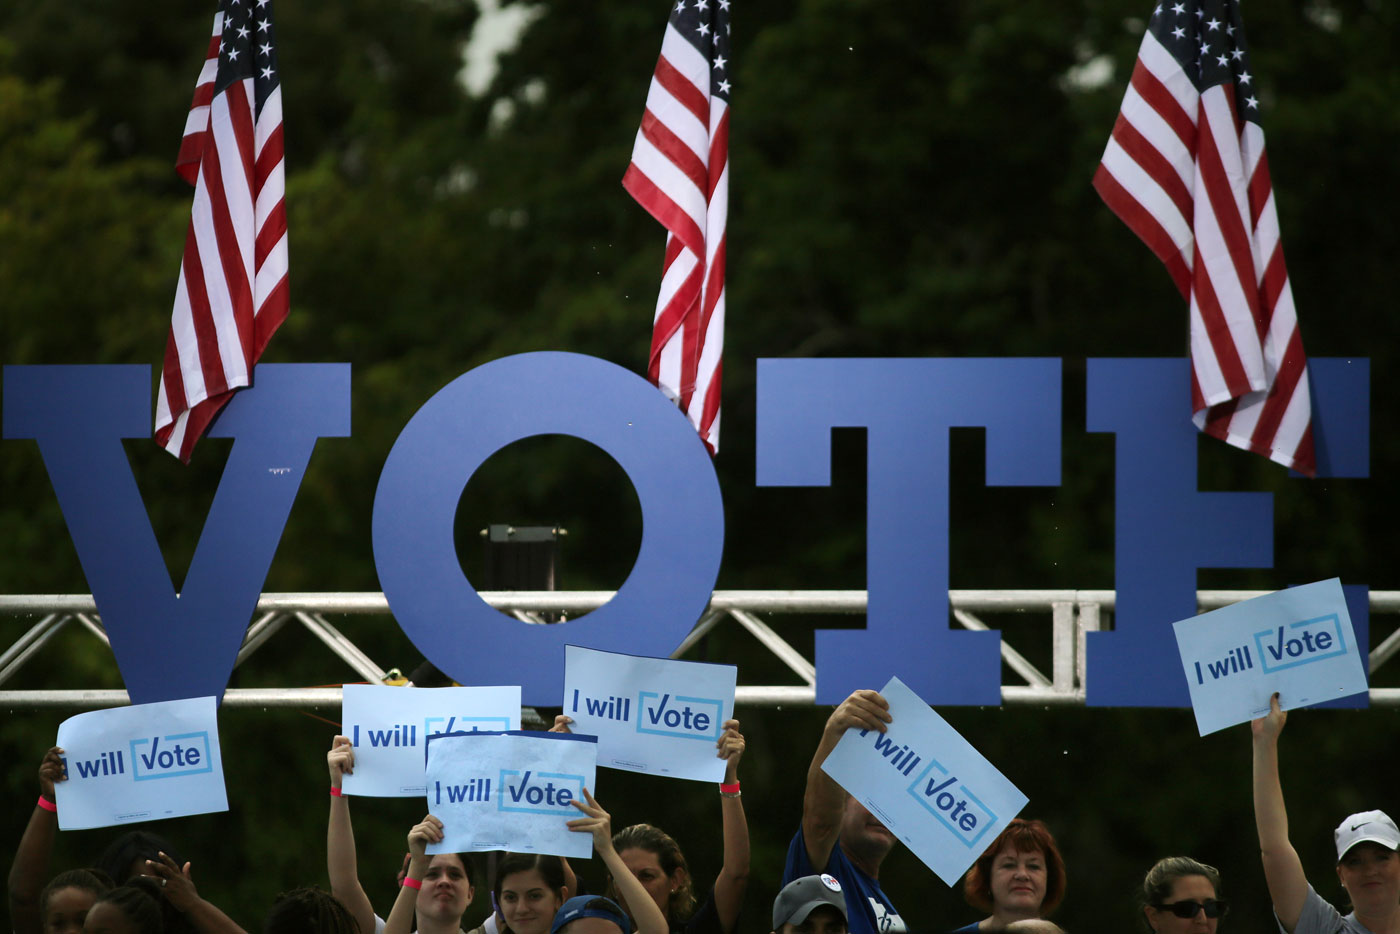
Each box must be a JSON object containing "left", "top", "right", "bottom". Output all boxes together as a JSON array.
[{"left": 1154, "top": 898, "right": 1229, "bottom": 919}]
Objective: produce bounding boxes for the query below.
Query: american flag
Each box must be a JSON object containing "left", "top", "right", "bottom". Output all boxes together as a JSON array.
[
  {"left": 156, "top": 0, "right": 289, "bottom": 462},
  {"left": 1094, "top": 0, "right": 1314, "bottom": 476},
  {"left": 623, "top": 0, "right": 731, "bottom": 455}
]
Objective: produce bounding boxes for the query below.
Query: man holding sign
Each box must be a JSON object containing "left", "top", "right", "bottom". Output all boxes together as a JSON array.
[{"left": 783, "top": 689, "right": 906, "bottom": 934}]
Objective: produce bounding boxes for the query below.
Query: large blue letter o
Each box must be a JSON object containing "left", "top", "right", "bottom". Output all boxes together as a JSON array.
[{"left": 373, "top": 352, "right": 724, "bottom": 704}]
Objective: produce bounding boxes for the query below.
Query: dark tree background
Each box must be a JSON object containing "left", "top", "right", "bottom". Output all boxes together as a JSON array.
[{"left": 3, "top": 0, "right": 1398, "bottom": 930}]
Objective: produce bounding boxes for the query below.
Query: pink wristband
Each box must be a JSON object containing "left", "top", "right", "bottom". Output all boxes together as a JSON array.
[
  {"left": 402, "top": 877, "right": 422, "bottom": 890},
  {"left": 329, "top": 786, "right": 343, "bottom": 797},
  {"left": 37, "top": 795, "right": 57, "bottom": 813},
  {"left": 719, "top": 781, "right": 740, "bottom": 794}
]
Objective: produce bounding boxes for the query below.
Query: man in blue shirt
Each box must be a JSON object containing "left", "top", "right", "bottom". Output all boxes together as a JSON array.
[{"left": 782, "top": 690, "right": 907, "bottom": 934}]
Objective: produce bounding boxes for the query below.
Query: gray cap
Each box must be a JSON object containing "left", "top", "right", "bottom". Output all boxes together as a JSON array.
[{"left": 772, "top": 874, "right": 846, "bottom": 929}]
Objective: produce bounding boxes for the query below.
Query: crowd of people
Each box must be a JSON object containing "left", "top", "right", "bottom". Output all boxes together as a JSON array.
[{"left": 8, "top": 689, "right": 1399, "bottom": 934}]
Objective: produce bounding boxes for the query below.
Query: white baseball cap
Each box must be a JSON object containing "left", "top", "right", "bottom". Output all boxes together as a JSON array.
[{"left": 1334, "top": 810, "right": 1400, "bottom": 861}]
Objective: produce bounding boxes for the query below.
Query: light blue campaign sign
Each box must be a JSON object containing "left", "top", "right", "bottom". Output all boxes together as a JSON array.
[
  {"left": 53, "top": 697, "right": 228, "bottom": 830},
  {"left": 820, "top": 677, "right": 1028, "bottom": 886},
  {"left": 1172, "top": 578, "right": 1368, "bottom": 736},
  {"left": 424, "top": 731, "right": 598, "bottom": 859},
  {"left": 341, "top": 685, "right": 521, "bottom": 797},
  {"left": 562, "top": 645, "right": 735, "bottom": 781}
]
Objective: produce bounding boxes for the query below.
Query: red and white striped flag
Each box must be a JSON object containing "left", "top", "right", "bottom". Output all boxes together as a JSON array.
[
  {"left": 623, "top": 0, "right": 731, "bottom": 455},
  {"left": 1094, "top": 0, "right": 1314, "bottom": 475},
  {"left": 156, "top": 0, "right": 289, "bottom": 462}
]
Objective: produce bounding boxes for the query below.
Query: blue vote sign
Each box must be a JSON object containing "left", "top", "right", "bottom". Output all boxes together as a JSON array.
[
  {"left": 424, "top": 730, "right": 598, "bottom": 858},
  {"left": 562, "top": 645, "right": 736, "bottom": 781},
  {"left": 1173, "top": 578, "right": 1369, "bottom": 735},
  {"left": 340, "top": 684, "right": 521, "bottom": 797},
  {"left": 820, "top": 677, "right": 1028, "bottom": 886},
  {"left": 53, "top": 697, "right": 228, "bottom": 830}
]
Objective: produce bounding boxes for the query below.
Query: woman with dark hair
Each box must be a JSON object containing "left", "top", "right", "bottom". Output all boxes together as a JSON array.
[
  {"left": 382, "top": 818, "right": 540, "bottom": 934},
  {"left": 94, "top": 836, "right": 185, "bottom": 889},
  {"left": 138, "top": 852, "right": 244, "bottom": 934},
  {"left": 565, "top": 791, "right": 668, "bottom": 934},
  {"left": 1140, "top": 857, "right": 1229, "bottom": 934},
  {"left": 1253, "top": 692, "right": 1399, "bottom": 934},
  {"left": 263, "top": 887, "right": 360, "bottom": 934},
  {"left": 950, "top": 818, "right": 1067, "bottom": 932},
  {"left": 326, "top": 735, "right": 477, "bottom": 934},
  {"left": 8, "top": 748, "right": 186, "bottom": 934},
  {"left": 482, "top": 853, "right": 570, "bottom": 934},
  {"left": 34, "top": 869, "right": 113, "bottom": 934},
  {"left": 555, "top": 718, "right": 749, "bottom": 934},
  {"left": 10, "top": 748, "right": 71, "bottom": 934},
  {"left": 83, "top": 879, "right": 166, "bottom": 934}
]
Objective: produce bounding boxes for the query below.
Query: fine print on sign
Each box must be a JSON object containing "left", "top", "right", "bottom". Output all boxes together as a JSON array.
[
  {"left": 340, "top": 684, "right": 521, "bottom": 797},
  {"left": 821, "top": 676, "right": 1028, "bottom": 886},
  {"left": 53, "top": 696, "right": 228, "bottom": 830},
  {"left": 424, "top": 730, "right": 598, "bottom": 858},
  {"left": 562, "top": 645, "right": 737, "bottom": 782},
  {"left": 1172, "top": 577, "right": 1369, "bottom": 736}
]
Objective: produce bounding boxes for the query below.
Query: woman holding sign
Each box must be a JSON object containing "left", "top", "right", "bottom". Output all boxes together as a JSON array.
[
  {"left": 384, "top": 791, "right": 666, "bottom": 934},
  {"left": 552, "top": 716, "right": 748, "bottom": 934},
  {"left": 1252, "top": 692, "right": 1400, "bottom": 934},
  {"left": 9, "top": 747, "right": 74, "bottom": 934},
  {"left": 326, "top": 735, "right": 477, "bottom": 934},
  {"left": 567, "top": 789, "right": 669, "bottom": 934}
]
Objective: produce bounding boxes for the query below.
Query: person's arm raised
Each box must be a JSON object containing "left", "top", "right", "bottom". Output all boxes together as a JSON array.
[
  {"left": 569, "top": 789, "right": 668, "bottom": 934},
  {"left": 7, "top": 746, "right": 65, "bottom": 934},
  {"left": 712, "top": 720, "right": 749, "bottom": 934},
  {"left": 326, "top": 734, "right": 376, "bottom": 934},
  {"left": 1252, "top": 693, "right": 1308, "bottom": 932},
  {"left": 384, "top": 816, "right": 442, "bottom": 934},
  {"left": 145, "top": 853, "right": 249, "bottom": 934},
  {"left": 802, "top": 690, "right": 890, "bottom": 871}
]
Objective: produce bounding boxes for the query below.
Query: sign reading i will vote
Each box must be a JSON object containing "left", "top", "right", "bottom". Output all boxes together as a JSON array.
[
  {"left": 821, "top": 677, "right": 1028, "bottom": 886},
  {"left": 341, "top": 684, "right": 521, "bottom": 797},
  {"left": 53, "top": 696, "right": 228, "bottom": 830},
  {"left": 562, "top": 645, "right": 736, "bottom": 782},
  {"left": 1173, "top": 577, "right": 1368, "bottom": 736},
  {"left": 425, "top": 730, "right": 598, "bottom": 859}
]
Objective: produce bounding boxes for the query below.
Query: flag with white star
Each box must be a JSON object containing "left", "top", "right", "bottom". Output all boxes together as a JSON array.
[
  {"left": 157, "top": 0, "right": 289, "bottom": 462},
  {"left": 1094, "top": 0, "right": 1315, "bottom": 476},
  {"left": 623, "top": 0, "right": 732, "bottom": 455}
]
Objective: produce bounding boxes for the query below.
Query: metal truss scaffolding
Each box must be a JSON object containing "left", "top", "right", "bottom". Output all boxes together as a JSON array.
[{"left": 2, "top": 590, "right": 1398, "bottom": 709}]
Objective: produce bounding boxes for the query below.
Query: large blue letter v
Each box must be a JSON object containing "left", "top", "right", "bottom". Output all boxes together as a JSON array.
[{"left": 3, "top": 364, "right": 350, "bottom": 704}]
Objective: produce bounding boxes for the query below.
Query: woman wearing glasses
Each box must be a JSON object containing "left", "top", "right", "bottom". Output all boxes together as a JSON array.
[
  {"left": 1253, "top": 692, "right": 1400, "bottom": 934},
  {"left": 1140, "top": 857, "right": 1228, "bottom": 933}
]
